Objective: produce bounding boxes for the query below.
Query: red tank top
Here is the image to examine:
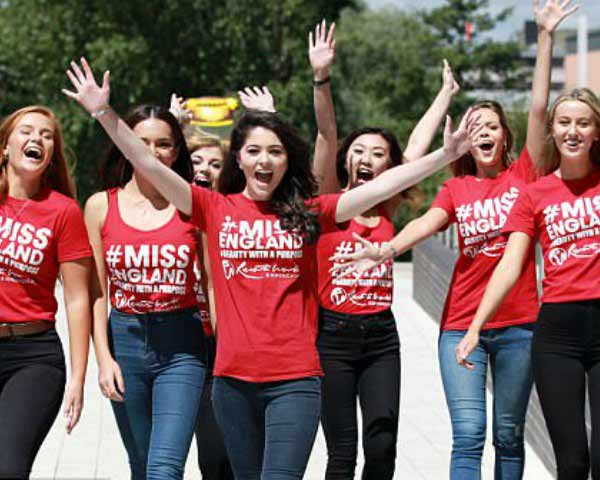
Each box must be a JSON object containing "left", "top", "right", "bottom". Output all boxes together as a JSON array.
[
  {"left": 318, "top": 206, "right": 395, "bottom": 314},
  {"left": 101, "top": 189, "right": 198, "bottom": 314}
]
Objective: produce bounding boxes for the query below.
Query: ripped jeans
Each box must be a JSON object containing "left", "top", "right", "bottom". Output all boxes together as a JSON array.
[{"left": 438, "top": 324, "right": 534, "bottom": 480}]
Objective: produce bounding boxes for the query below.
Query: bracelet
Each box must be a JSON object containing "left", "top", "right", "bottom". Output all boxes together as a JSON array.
[
  {"left": 381, "top": 242, "right": 398, "bottom": 260},
  {"left": 313, "top": 76, "right": 330, "bottom": 87},
  {"left": 91, "top": 108, "right": 108, "bottom": 119}
]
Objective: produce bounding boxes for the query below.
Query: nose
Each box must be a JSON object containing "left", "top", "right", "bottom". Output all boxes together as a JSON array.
[
  {"left": 29, "top": 129, "right": 42, "bottom": 143},
  {"left": 149, "top": 143, "right": 160, "bottom": 158},
  {"left": 568, "top": 122, "right": 577, "bottom": 136}
]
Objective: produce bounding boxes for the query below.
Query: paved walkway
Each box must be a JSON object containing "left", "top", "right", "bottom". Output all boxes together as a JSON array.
[{"left": 31, "top": 263, "right": 552, "bottom": 479}]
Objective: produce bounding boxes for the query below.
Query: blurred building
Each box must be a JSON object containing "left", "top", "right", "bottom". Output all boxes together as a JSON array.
[{"left": 563, "top": 28, "right": 600, "bottom": 91}]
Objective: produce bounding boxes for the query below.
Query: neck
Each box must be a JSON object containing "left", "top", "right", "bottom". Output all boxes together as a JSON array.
[
  {"left": 6, "top": 168, "right": 41, "bottom": 199},
  {"left": 558, "top": 153, "right": 595, "bottom": 180},
  {"left": 242, "top": 186, "right": 272, "bottom": 202},
  {"left": 475, "top": 162, "right": 505, "bottom": 179},
  {"left": 128, "top": 172, "right": 166, "bottom": 203}
]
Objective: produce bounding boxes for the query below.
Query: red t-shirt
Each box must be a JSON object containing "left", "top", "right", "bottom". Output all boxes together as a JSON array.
[
  {"left": 318, "top": 206, "right": 394, "bottom": 314},
  {"left": 101, "top": 189, "right": 198, "bottom": 314},
  {"left": 193, "top": 259, "right": 214, "bottom": 337},
  {"left": 504, "top": 169, "right": 600, "bottom": 303},
  {"left": 0, "top": 188, "right": 92, "bottom": 323},
  {"left": 431, "top": 148, "right": 540, "bottom": 330},
  {"left": 191, "top": 186, "right": 340, "bottom": 382}
]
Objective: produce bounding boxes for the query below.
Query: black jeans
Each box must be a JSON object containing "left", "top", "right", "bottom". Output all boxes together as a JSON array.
[
  {"left": 0, "top": 328, "right": 66, "bottom": 479},
  {"left": 317, "top": 307, "right": 400, "bottom": 480},
  {"left": 533, "top": 301, "right": 600, "bottom": 480},
  {"left": 195, "top": 335, "right": 233, "bottom": 480}
]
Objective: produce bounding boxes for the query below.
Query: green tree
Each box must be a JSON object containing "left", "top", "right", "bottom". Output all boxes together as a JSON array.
[{"left": 0, "top": 0, "right": 359, "bottom": 200}]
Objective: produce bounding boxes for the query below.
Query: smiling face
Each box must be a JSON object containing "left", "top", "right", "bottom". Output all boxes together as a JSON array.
[
  {"left": 4, "top": 112, "right": 55, "bottom": 182},
  {"left": 551, "top": 100, "right": 599, "bottom": 161},
  {"left": 345, "top": 133, "right": 391, "bottom": 188},
  {"left": 191, "top": 145, "right": 223, "bottom": 190},
  {"left": 469, "top": 108, "right": 506, "bottom": 171},
  {"left": 132, "top": 118, "right": 178, "bottom": 168},
  {"left": 239, "top": 126, "right": 288, "bottom": 201}
]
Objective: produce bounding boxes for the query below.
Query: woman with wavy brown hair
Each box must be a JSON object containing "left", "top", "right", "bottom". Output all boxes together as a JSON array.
[{"left": 0, "top": 106, "right": 92, "bottom": 479}]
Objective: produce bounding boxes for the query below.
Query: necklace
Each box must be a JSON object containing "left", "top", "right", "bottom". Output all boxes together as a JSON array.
[{"left": 0, "top": 197, "right": 32, "bottom": 283}]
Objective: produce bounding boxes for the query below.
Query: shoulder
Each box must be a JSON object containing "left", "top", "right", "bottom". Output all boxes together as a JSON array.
[{"left": 83, "top": 191, "right": 109, "bottom": 227}]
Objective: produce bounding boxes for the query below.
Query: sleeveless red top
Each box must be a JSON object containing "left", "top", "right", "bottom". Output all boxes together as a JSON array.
[
  {"left": 318, "top": 206, "right": 395, "bottom": 314},
  {"left": 101, "top": 189, "right": 198, "bottom": 314}
]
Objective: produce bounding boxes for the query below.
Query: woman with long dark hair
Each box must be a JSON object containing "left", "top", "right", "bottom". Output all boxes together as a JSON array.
[
  {"left": 331, "top": 2, "right": 576, "bottom": 478},
  {"left": 308, "top": 19, "right": 459, "bottom": 479},
  {"left": 64, "top": 57, "right": 478, "bottom": 479},
  {"left": 0, "top": 106, "right": 92, "bottom": 478},
  {"left": 84, "top": 104, "right": 205, "bottom": 479}
]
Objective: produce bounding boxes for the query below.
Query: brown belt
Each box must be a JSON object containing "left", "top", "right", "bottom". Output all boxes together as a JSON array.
[{"left": 0, "top": 321, "right": 53, "bottom": 338}]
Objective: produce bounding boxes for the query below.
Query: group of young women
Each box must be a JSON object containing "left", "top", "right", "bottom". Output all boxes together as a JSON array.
[{"left": 0, "top": 1, "right": 597, "bottom": 479}]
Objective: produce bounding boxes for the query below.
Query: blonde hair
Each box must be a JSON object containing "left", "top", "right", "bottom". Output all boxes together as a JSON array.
[
  {"left": 0, "top": 106, "right": 76, "bottom": 202},
  {"left": 541, "top": 88, "right": 600, "bottom": 174}
]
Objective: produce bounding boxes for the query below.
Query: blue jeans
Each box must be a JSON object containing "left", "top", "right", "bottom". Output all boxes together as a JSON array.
[
  {"left": 212, "top": 376, "right": 321, "bottom": 480},
  {"left": 438, "top": 325, "right": 534, "bottom": 480},
  {"left": 109, "top": 308, "right": 206, "bottom": 480}
]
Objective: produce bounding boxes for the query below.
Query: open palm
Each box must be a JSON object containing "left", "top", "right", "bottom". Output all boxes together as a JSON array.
[
  {"left": 534, "top": 0, "right": 578, "bottom": 33},
  {"left": 309, "top": 20, "right": 336, "bottom": 74},
  {"left": 62, "top": 58, "right": 110, "bottom": 115},
  {"left": 443, "top": 108, "right": 483, "bottom": 159}
]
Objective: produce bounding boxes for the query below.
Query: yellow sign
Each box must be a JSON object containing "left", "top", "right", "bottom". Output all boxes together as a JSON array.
[{"left": 186, "top": 97, "right": 239, "bottom": 127}]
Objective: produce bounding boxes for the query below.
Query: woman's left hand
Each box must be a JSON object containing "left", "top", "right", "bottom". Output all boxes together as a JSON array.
[
  {"left": 238, "top": 86, "right": 276, "bottom": 113},
  {"left": 63, "top": 380, "right": 84, "bottom": 434},
  {"left": 442, "top": 107, "right": 484, "bottom": 160},
  {"left": 455, "top": 330, "right": 479, "bottom": 370}
]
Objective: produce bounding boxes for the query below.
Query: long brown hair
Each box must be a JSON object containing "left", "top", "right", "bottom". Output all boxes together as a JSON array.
[
  {"left": 451, "top": 101, "right": 514, "bottom": 177},
  {"left": 0, "top": 106, "right": 76, "bottom": 202},
  {"left": 541, "top": 88, "right": 600, "bottom": 175}
]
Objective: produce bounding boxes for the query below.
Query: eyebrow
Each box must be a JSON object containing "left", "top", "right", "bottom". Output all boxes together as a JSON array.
[
  {"left": 18, "top": 124, "right": 53, "bottom": 133},
  {"left": 352, "top": 143, "right": 386, "bottom": 150}
]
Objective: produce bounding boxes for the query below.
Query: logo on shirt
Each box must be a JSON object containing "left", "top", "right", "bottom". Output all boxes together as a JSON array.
[
  {"left": 544, "top": 196, "right": 600, "bottom": 267},
  {"left": 0, "top": 215, "right": 52, "bottom": 282},
  {"left": 456, "top": 187, "right": 519, "bottom": 259},
  {"left": 219, "top": 218, "right": 304, "bottom": 281}
]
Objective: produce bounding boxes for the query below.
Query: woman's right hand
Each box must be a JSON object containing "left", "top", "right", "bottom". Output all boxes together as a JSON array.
[
  {"left": 309, "top": 19, "right": 336, "bottom": 79},
  {"left": 455, "top": 330, "right": 480, "bottom": 370},
  {"left": 62, "top": 57, "right": 111, "bottom": 116},
  {"left": 534, "top": 0, "right": 578, "bottom": 34},
  {"left": 98, "top": 355, "right": 125, "bottom": 402},
  {"left": 329, "top": 232, "right": 393, "bottom": 280}
]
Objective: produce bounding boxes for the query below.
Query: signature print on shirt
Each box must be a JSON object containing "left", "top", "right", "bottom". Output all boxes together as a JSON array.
[
  {"left": 219, "top": 217, "right": 303, "bottom": 280},
  {"left": 455, "top": 187, "right": 519, "bottom": 258},
  {"left": 544, "top": 195, "right": 600, "bottom": 267}
]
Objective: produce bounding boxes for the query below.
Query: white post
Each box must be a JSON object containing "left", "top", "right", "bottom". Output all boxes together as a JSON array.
[{"left": 578, "top": 14, "right": 588, "bottom": 87}]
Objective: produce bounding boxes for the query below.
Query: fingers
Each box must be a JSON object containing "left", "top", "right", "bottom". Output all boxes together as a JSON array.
[
  {"left": 102, "top": 70, "right": 110, "bottom": 90},
  {"left": 320, "top": 18, "right": 327, "bottom": 42},
  {"left": 80, "top": 57, "right": 95, "bottom": 83},
  {"left": 61, "top": 88, "right": 77, "bottom": 99},
  {"left": 454, "top": 343, "right": 474, "bottom": 370},
  {"left": 65, "top": 69, "right": 80, "bottom": 90},
  {"left": 70, "top": 60, "right": 85, "bottom": 84},
  {"left": 115, "top": 368, "right": 126, "bottom": 399},
  {"left": 326, "top": 21, "right": 336, "bottom": 46},
  {"left": 351, "top": 232, "right": 374, "bottom": 249},
  {"left": 444, "top": 115, "right": 453, "bottom": 139},
  {"left": 252, "top": 86, "right": 262, "bottom": 96}
]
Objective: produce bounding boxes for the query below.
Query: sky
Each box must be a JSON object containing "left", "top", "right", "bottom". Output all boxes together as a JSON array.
[{"left": 365, "top": 0, "right": 600, "bottom": 41}]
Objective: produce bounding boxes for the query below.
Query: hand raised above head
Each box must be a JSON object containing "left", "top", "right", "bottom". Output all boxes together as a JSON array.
[
  {"left": 309, "top": 19, "right": 336, "bottom": 78},
  {"left": 443, "top": 108, "right": 484, "bottom": 160},
  {"left": 238, "top": 86, "right": 276, "bottom": 113},
  {"left": 534, "top": 0, "right": 579, "bottom": 34},
  {"left": 442, "top": 59, "right": 460, "bottom": 96},
  {"left": 169, "top": 93, "right": 193, "bottom": 125},
  {"left": 62, "top": 57, "right": 110, "bottom": 117}
]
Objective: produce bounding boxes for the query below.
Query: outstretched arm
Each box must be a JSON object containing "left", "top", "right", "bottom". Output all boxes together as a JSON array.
[
  {"left": 454, "top": 232, "right": 532, "bottom": 369},
  {"left": 527, "top": 0, "right": 578, "bottom": 166},
  {"left": 310, "top": 20, "right": 339, "bottom": 194},
  {"left": 404, "top": 60, "right": 460, "bottom": 162},
  {"left": 330, "top": 207, "right": 449, "bottom": 279},
  {"left": 335, "top": 109, "right": 482, "bottom": 223},
  {"left": 63, "top": 58, "right": 192, "bottom": 215}
]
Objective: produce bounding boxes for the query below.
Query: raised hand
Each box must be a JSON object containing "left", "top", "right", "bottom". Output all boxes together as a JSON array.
[
  {"left": 455, "top": 330, "right": 480, "bottom": 370},
  {"left": 238, "top": 86, "right": 276, "bottom": 113},
  {"left": 169, "top": 93, "right": 193, "bottom": 125},
  {"left": 309, "top": 19, "right": 336, "bottom": 79},
  {"left": 443, "top": 108, "right": 483, "bottom": 160},
  {"left": 442, "top": 59, "right": 460, "bottom": 96},
  {"left": 329, "top": 233, "right": 393, "bottom": 281},
  {"left": 534, "top": 0, "right": 578, "bottom": 33},
  {"left": 62, "top": 57, "right": 110, "bottom": 116}
]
